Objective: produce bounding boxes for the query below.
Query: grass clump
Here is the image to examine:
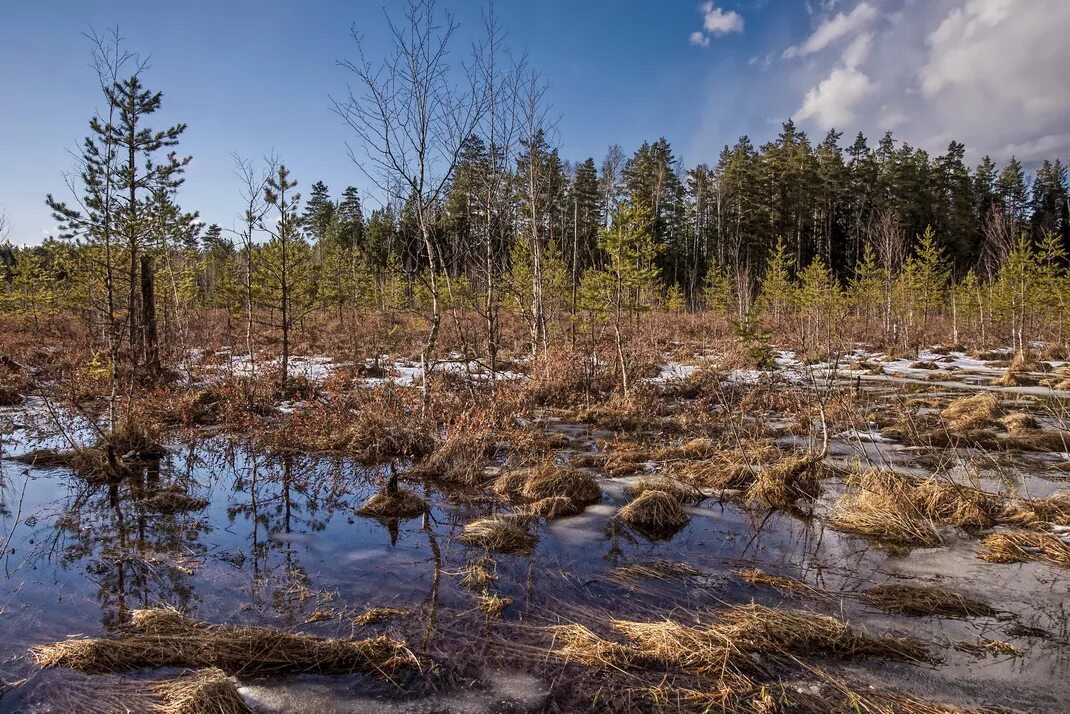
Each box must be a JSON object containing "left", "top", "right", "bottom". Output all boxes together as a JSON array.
[
  {"left": 459, "top": 556, "right": 495, "bottom": 590},
  {"left": 1001, "top": 492, "right": 1070, "bottom": 527},
  {"left": 862, "top": 583, "right": 997, "bottom": 618},
  {"left": 476, "top": 593, "right": 513, "bottom": 617},
  {"left": 356, "top": 484, "right": 426, "bottom": 519},
  {"left": 617, "top": 489, "right": 690, "bottom": 539},
  {"left": 746, "top": 453, "right": 825, "bottom": 510},
  {"left": 516, "top": 495, "right": 583, "bottom": 520},
  {"left": 940, "top": 393, "right": 1001, "bottom": 431},
  {"left": 625, "top": 476, "right": 704, "bottom": 504},
  {"left": 149, "top": 667, "right": 252, "bottom": 714},
  {"left": 519, "top": 463, "right": 601, "bottom": 505},
  {"left": 32, "top": 608, "right": 418, "bottom": 676},
  {"left": 830, "top": 480, "right": 942, "bottom": 548},
  {"left": 458, "top": 514, "right": 537, "bottom": 554},
  {"left": 979, "top": 529, "right": 1070, "bottom": 567}
]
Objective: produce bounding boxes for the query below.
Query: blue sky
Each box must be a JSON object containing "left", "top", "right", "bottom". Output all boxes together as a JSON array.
[{"left": 2, "top": 0, "right": 1068, "bottom": 245}]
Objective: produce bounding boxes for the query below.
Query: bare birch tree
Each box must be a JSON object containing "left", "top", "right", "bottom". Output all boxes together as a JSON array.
[{"left": 334, "top": 0, "right": 485, "bottom": 412}]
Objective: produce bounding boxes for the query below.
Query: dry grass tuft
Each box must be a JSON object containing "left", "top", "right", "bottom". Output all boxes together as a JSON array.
[
  {"left": 476, "top": 593, "right": 513, "bottom": 617},
  {"left": 830, "top": 483, "right": 942, "bottom": 548},
  {"left": 735, "top": 568, "right": 826, "bottom": 598},
  {"left": 458, "top": 514, "right": 537, "bottom": 554},
  {"left": 519, "top": 463, "right": 601, "bottom": 505},
  {"left": 746, "top": 453, "right": 824, "bottom": 510},
  {"left": 516, "top": 495, "right": 583, "bottom": 520},
  {"left": 625, "top": 476, "right": 704, "bottom": 504},
  {"left": 1001, "top": 492, "right": 1070, "bottom": 527},
  {"left": 617, "top": 489, "right": 690, "bottom": 539},
  {"left": 999, "top": 411, "right": 1038, "bottom": 434},
  {"left": 979, "top": 529, "right": 1070, "bottom": 567},
  {"left": 862, "top": 584, "right": 997, "bottom": 618},
  {"left": 356, "top": 485, "right": 426, "bottom": 519},
  {"left": 490, "top": 469, "right": 529, "bottom": 500},
  {"left": 940, "top": 393, "right": 1001, "bottom": 432},
  {"left": 612, "top": 560, "right": 701, "bottom": 581},
  {"left": 546, "top": 624, "right": 637, "bottom": 668},
  {"left": 910, "top": 477, "right": 1001, "bottom": 529},
  {"left": 32, "top": 608, "right": 418, "bottom": 676},
  {"left": 352, "top": 607, "right": 410, "bottom": 626},
  {"left": 459, "top": 556, "right": 496, "bottom": 590},
  {"left": 149, "top": 667, "right": 252, "bottom": 714}
]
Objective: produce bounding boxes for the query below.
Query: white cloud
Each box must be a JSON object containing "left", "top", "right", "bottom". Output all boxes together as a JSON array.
[
  {"left": 785, "top": 0, "right": 1070, "bottom": 163},
  {"left": 784, "top": 2, "right": 878, "bottom": 58},
  {"left": 795, "top": 66, "right": 874, "bottom": 127},
  {"left": 690, "top": 2, "right": 743, "bottom": 47}
]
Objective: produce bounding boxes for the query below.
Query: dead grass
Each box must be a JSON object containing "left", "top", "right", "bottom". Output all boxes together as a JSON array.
[
  {"left": 356, "top": 484, "right": 427, "bottom": 519},
  {"left": 612, "top": 560, "right": 701, "bottom": 581},
  {"left": 625, "top": 476, "right": 704, "bottom": 504},
  {"left": 999, "top": 411, "right": 1038, "bottom": 433},
  {"left": 746, "top": 453, "right": 825, "bottom": 510},
  {"left": 476, "top": 593, "right": 513, "bottom": 617},
  {"left": 940, "top": 393, "right": 1001, "bottom": 432},
  {"left": 32, "top": 608, "right": 418, "bottom": 676},
  {"left": 1001, "top": 492, "right": 1070, "bottom": 527},
  {"left": 735, "top": 568, "right": 827, "bottom": 598},
  {"left": 684, "top": 460, "right": 754, "bottom": 490},
  {"left": 409, "top": 413, "right": 499, "bottom": 486},
  {"left": 519, "top": 463, "right": 601, "bottom": 505},
  {"left": 459, "top": 556, "right": 496, "bottom": 590},
  {"left": 617, "top": 489, "right": 690, "bottom": 539},
  {"left": 862, "top": 584, "right": 997, "bottom": 618},
  {"left": 516, "top": 495, "right": 583, "bottom": 519},
  {"left": 830, "top": 487, "right": 943, "bottom": 548},
  {"left": 979, "top": 529, "right": 1070, "bottom": 567},
  {"left": 149, "top": 667, "right": 252, "bottom": 714},
  {"left": 352, "top": 607, "right": 410, "bottom": 626},
  {"left": 458, "top": 514, "right": 537, "bottom": 554}
]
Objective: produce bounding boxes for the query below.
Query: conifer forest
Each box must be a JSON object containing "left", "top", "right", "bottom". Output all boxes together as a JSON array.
[{"left": 1, "top": 2, "right": 1069, "bottom": 712}]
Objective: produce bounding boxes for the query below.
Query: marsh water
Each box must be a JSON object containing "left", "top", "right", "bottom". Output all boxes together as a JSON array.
[{"left": 1, "top": 368, "right": 1070, "bottom": 712}]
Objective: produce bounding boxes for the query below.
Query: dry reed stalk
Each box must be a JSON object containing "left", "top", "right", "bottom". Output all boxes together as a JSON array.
[
  {"left": 1000, "top": 492, "right": 1070, "bottom": 527},
  {"left": 830, "top": 486, "right": 943, "bottom": 548},
  {"left": 684, "top": 461, "right": 754, "bottom": 490},
  {"left": 545, "top": 624, "right": 637, "bottom": 668},
  {"left": 458, "top": 515, "right": 537, "bottom": 554},
  {"left": 746, "top": 454, "right": 824, "bottom": 510},
  {"left": 861, "top": 584, "right": 997, "bottom": 618},
  {"left": 149, "top": 667, "right": 252, "bottom": 714}
]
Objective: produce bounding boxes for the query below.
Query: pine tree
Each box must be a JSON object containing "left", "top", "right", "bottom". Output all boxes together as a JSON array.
[{"left": 756, "top": 238, "right": 796, "bottom": 329}]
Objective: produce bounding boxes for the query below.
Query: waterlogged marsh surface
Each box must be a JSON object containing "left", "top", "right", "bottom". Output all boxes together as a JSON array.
[{"left": 1, "top": 350, "right": 1070, "bottom": 712}]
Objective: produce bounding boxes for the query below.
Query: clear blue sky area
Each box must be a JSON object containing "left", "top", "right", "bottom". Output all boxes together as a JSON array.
[{"left": 2, "top": 1, "right": 1067, "bottom": 244}]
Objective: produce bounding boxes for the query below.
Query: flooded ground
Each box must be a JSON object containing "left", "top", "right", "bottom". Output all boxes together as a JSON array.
[{"left": 1, "top": 348, "right": 1069, "bottom": 712}]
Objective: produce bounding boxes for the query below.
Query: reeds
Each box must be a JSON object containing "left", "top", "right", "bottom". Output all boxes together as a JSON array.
[
  {"left": 458, "top": 514, "right": 537, "bottom": 554},
  {"left": 32, "top": 608, "right": 418, "bottom": 676},
  {"left": 612, "top": 560, "right": 701, "bottom": 581},
  {"left": 862, "top": 584, "right": 997, "bottom": 618},
  {"left": 516, "top": 495, "right": 583, "bottom": 519},
  {"left": 352, "top": 607, "right": 410, "bottom": 626},
  {"left": 735, "top": 568, "right": 826, "bottom": 598},
  {"left": 149, "top": 667, "right": 252, "bottom": 714},
  {"left": 519, "top": 463, "right": 601, "bottom": 505},
  {"left": 830, "top": 488, "right": 943, "bottom": 548},
  {"left": 746, "top": 453, "right": 824, "bottom": 510},
  {"left": 979, "top": 529, "right": 1070, "bottom": 567}
]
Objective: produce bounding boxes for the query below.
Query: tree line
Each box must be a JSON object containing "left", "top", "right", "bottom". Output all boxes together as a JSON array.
[{"left": 2, "top": 3, "right": 1069, "bottom": 408}]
